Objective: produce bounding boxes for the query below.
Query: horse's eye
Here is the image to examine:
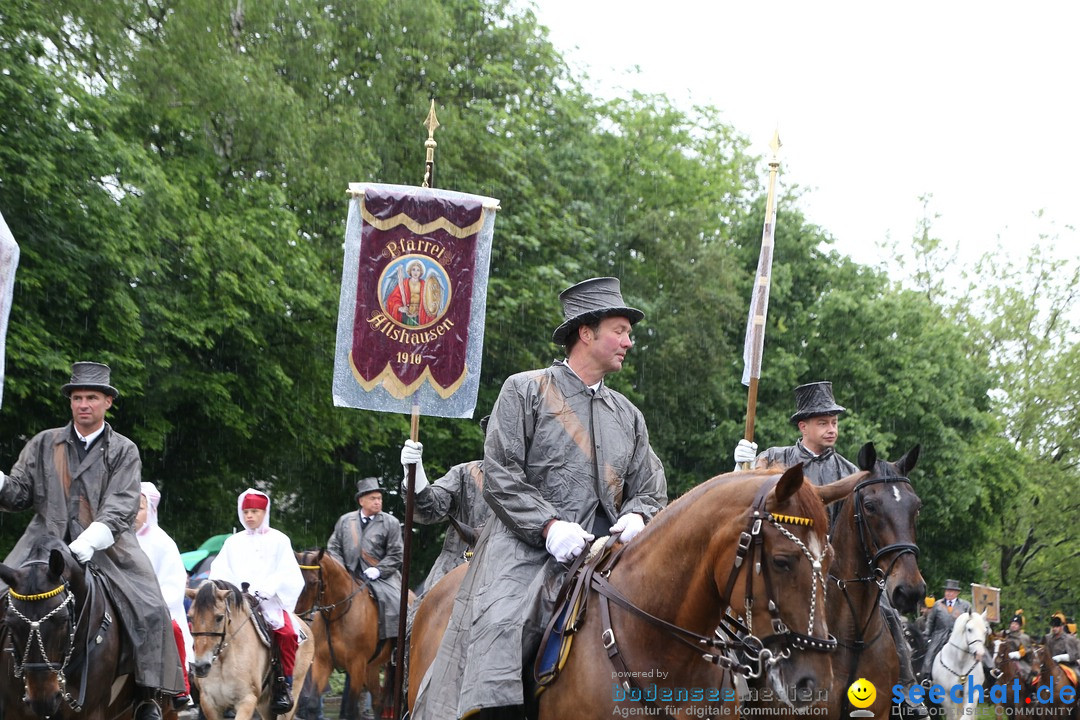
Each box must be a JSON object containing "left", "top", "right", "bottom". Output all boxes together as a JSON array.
[
  {"left": 215, "top": 613, "right": 225, "bottom": 624},
  {"left": 863, "top": 501, "right": 878, "bottom": 514},
  {"left": 772, "top": 555, "right": 794, "bottom": 572}
]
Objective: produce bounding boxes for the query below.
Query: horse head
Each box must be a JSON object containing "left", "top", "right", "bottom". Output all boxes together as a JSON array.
[
  {"left": 186, "top": 578, "right": 244, "bottom": 678},
  {"left": 0, "top": 536, "right": 82, "bottom": 719},
  {"left": 827, "top": 442, "right": 926, "bottom": 614},
  {"left": 661, "top": 464, "right": 843, "bottom": 710},
  {"left": 295, "top": 548, "right": 327, "bottom": 616},
  {"left": 951, "top": 610, "right": 988, "bottom": 665}
]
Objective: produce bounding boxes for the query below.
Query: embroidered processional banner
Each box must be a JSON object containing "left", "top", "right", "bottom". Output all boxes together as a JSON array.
[
  {"left": 0, "top": 209, "right": 19, "bottom": 408},
  {"left": 332, "top": 183, "right": 499, "bottom": 418}
]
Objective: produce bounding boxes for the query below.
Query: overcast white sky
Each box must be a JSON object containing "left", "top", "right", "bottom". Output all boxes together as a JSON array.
[{"left": 529, "top": 2, "right": 1080, "bottom": 273}]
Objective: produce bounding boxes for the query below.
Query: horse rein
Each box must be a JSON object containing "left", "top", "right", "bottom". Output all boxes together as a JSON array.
[
  {"left": 716, "top": 493, "right": 836, "bottom": 673},
  {"left": 297, "top": 558, "right": 376, "bottom": 669},
  {"left": 592, "top": 480, "right": 835, "bottom": 719},
  {"left": 297, "top": 561, "right": 367, "bottom": 622}
]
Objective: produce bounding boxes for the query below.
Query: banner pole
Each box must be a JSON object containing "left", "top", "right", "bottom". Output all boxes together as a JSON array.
[
  {"left": 739, "top": 131, "right": 781, "bottom": 469},
  {"left": 391, "top": 100, "right": 440, "bottom": 720}
]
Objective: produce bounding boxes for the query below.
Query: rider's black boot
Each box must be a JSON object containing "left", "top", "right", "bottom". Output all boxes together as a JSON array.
[
  {"left": 271, "top": 675, "right": 294, "bottom": 715},
  {"left": 134, "top": 688, "right": 164, "bottom": 720}
]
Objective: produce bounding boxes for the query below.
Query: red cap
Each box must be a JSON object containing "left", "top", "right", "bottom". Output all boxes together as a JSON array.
[{"left": 241, "top": 493, "right": 268, "bottom": 511}]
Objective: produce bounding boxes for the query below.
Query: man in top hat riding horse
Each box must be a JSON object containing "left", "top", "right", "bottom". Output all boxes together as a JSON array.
[
  {"left": 922, "top": 578, "right": 974, "bottom": 679},
  {"left": 411, "top": 277, "right": 668, "bottom": 720},
  {"left": 734, "top": 381, "right": 928, "bottom": 716},
  {"left": 0, "top": 362, "right": 185, "bottom": 720}
]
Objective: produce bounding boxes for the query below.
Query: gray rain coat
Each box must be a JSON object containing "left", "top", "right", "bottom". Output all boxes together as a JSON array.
[
  {"left": 412, "top": 460, "right": 489, "bottom": 595},
  {"left": 327, "top": 509, "right": 403, "bottom": 640},
  {"left": 412, "top": 361, "right": 667, "bottom": 719},
  {"left": 0, "top": 422, "right": 184, "bottom": 693},
  {"left": 757, "top": 440, "right": 858, "bottom": 487}
]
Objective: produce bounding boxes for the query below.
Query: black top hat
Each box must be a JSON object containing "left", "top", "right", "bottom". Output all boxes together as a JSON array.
[
  {"left": 943, "top": 578, "right": 962, "bottom": 592},
  {"left": 790, "top": 381, "right": 845, "bottom": 425},
  {"left": 551, "top": 277, "right": 644, "bottom": 345},
  {"left": 354, "top": 477, "right": 382, "bottom": 500},
  {"left": 61, "top": 361, "right": 119, "bottom": 398}
]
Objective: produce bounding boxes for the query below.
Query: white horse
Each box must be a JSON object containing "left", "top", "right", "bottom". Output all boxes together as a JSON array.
[{"left": 931, "top": 610, "right": 988, "bottom": 720}]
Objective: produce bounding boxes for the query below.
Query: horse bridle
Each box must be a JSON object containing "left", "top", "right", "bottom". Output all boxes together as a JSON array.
[
  {"left": 190, "top": 590, "right": 254, "bottom": 667},
  {"left": 3, "top": 560, "right": 91, "bottom": 713},
  {"left": 593, "top": 480, "right": 836, "bottom": 717},
  {"left": 714, "top": 489, "right": 837, "bottom": 673},
  {"left": 850, "top": 475, "right": 920, "bottom": 578},
  {"left": 296, "top": 560, "right": 365, "bottom": 623}
]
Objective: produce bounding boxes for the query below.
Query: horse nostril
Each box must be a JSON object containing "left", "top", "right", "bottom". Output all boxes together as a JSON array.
[{"left": 793, "top": 675, "right": 817, "bottom": 703}]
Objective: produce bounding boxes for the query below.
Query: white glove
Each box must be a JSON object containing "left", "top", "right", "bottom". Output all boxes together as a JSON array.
[
  {"left": 0, "top": 471, "right": 6, "bottom": 493},
  {"left": 1007, "top": 651, "right": 1021, "bottom": 660},
  {"left": 363, "top": 566, "right": 381, "bottom": 580},
  {"left": 1053, "top": 653, "right": 1070, "bottom": 663},
  {"left": 68, "top": 521, "right": 114, "bottom": 564},
  {"left": 400, "top": 440, "right": 429, "bottom": 494},
  {"left": 544, "top": 520, "right": 594, "bottom": 563},
  {"left": 733, "top": 439, "right": 758, "bottom": 466},
  {"left": 609, "top": 513, "right": 646, "bottom": 543}
]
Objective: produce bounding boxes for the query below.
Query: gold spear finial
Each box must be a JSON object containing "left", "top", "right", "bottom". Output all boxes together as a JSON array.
[
  {"left": 422, "top": 99, "right": 440, "bottom": 188},
  {"left": 769, "top": 128, "right": 781, "bottom": 167}
]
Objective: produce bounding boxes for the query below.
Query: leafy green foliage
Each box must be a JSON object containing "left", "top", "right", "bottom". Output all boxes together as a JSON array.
[{"left": 0, "top": 0, "right": 1072, "bottom": 615}]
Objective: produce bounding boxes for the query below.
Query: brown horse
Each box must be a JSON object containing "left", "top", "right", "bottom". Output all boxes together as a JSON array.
[
  {"left": 294, "top": 549, "right": 394, "bottom": 719},
  {"left": 406, "top": 562, "right": 467, "bottom": 712},
  {"left": 0, "top": 535, "right": 176, "bottom": 720},
  {"left": 186, "top": 579, "right": 313, "bottom": 720},
  {"left": 1028, "top": 645, "right": 1080, "bottom": 718},
  {"left": 409, "top": 464, "right": 862, "bottom": 718},
  {"left": 990, "top": 636, "right": 1036, "bottom": 712},
  {"left": 826, "top": 442, "right": 926, "bottom": 719}
]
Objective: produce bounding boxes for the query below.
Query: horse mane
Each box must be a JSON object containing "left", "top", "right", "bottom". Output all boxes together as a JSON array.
[{"left": 192, "top": 578, "right": 243, "bottom": 613}]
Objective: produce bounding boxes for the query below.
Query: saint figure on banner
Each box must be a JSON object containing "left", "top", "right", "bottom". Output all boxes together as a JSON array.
[{"left": 383, "top": 257, "right": 447, "bottom": 328}]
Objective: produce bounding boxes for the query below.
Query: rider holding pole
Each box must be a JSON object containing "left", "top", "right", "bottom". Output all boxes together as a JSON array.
[
  {"left": 412, "top": 277, "right": 668, "bottom": 720},
  {"left": 734, "top": 381, "right": 929, "bottom": 718}
]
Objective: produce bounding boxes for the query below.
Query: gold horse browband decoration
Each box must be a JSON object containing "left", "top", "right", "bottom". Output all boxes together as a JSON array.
[
  {"left": 8, "top": 583, "right": 66, "bottom": 602},
  {"left": 771, "top": 513, "right": 813, "bottom": 527}
]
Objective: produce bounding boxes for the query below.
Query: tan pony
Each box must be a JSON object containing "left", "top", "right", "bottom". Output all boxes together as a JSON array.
[
  {"left": 410, "top": 464, "right": 862, "bottom": 718},
  {"left": 294, "top": 549, "right": 398, "bottom": 719},
  {"left": 186, "top": 580, "right": 313, "bottom": 720}
]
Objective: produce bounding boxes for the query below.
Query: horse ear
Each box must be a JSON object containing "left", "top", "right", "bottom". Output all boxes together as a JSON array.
[
  {"left": 856, "top": 442, "right": 877, "bottom": 472},
  {"left": 0, "top": 562, "right": 16, "bottom": 589},
  {"left": 772, "top": 463, "right": 805, "bottom": 505},
  {"left": 895, "top": 445, "right": 921, "bottom": 475},
  {"left": 185, "top": 587, "right": 197, "bottom": 600},
  {"left": 815, "top": 471, "right": 869, "bottom": 506},
  {"left": 317, "top": 547, "right": 326, "bottom": 562},
  {"left": 49, "top": 549, "right": 66, "bottom": 579}
]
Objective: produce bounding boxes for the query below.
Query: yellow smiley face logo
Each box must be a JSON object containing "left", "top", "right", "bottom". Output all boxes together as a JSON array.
[{"left": 847, "top": 678, "right": 876, "bottom": 709}]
